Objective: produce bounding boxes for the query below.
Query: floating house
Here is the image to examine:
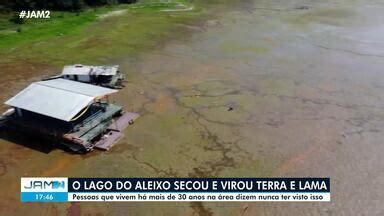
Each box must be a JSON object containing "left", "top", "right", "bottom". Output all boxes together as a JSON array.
[
  {"left": 49, "top": 64, "right": 124, "bottom": 89},
  {"left": 0, "top": 79, "right": 138, "bottom": 153}
]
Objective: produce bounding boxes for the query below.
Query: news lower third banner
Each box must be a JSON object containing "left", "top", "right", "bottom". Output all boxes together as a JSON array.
[{"left": 21, "top": 178, "right": 330, "bottom": 202}]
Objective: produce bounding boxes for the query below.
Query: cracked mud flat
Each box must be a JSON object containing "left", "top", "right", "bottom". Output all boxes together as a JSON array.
[{"left": 1, "top": 0, "right": 384, "bottom": 215}]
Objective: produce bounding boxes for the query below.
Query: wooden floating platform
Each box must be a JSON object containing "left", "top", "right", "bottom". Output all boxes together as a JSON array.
[{"left": 94, "top": 112, "right": 139, "bottom": 150}]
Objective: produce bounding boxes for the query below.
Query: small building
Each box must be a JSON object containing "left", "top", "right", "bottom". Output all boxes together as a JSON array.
[
  {"left": 58, "top": 64, "right": 124, "bottom": 89},
  {"left": 1, "top": 79, "right": 138, "bottom": 153}
]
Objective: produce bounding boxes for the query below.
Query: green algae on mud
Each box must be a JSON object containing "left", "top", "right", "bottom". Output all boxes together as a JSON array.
[
  {"left": 0, "top": 1, "right": 204, "bottom": 107},
  {"left": 0, "top": 7, "right": 202, "bottom": 66},
  {"left": 1, "top": 0, "right": 384, "bottom": 215},
  {"left": 0, "top": 0, "right": 195, "bottom": 48}
]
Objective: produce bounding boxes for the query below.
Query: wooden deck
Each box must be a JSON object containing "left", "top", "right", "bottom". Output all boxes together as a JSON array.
[{"left": 69, "top": 104, "right": 122, "bottom": 142}]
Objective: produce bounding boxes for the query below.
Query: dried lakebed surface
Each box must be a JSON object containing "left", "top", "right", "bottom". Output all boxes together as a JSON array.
[{"left": 1, "top": 0, "right": 384, "bottom": 215}]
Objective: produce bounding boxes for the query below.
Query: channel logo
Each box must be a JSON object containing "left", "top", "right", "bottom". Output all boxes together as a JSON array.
[
  {"left": 21, "top": 177, "right": 68, "bottom": 192},
  {"left": 24, "top": 180, "right": 65, "bottom": 189}
]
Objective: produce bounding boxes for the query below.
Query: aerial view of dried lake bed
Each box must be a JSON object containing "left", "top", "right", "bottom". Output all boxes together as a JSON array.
[{"left": 0, "top": 0, "right": 383, "bottom": 215}]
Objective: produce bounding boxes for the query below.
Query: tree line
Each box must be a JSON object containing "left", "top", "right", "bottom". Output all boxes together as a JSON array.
[{"left": 0, "top": 0, "right": 138, "bottom": 11}]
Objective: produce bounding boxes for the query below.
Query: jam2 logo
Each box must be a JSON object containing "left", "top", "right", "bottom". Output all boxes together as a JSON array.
[
  {"left": 24, "top": 180, "right": 65, "bottom": 190},
  {"left": 21, "top": 178, "right": 67, "bottom": 192}
]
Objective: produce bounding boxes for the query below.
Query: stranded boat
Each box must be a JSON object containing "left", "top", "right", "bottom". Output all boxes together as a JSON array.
[
  {"left": 0, "top": 78, "right": 138, "bottom": 153},
  {"left": 47, "top": 64, "right": 124, "bottom": 89}
]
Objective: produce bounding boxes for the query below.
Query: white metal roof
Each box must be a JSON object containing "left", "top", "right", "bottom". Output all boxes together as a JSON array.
[
  {"left": 62, "top": 64, "right": 118, "bottom": 76},
  {"left": 5, "top": 79, "right": 117, "bottom": 122}
]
